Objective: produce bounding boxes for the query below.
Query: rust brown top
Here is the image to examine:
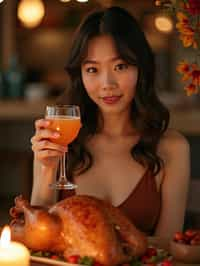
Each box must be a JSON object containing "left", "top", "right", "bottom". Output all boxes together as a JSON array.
[
  {"left": 118, "top": 170, "right": 161, "bottom": 235},
  {"left": 59, "top": 170, "right": 161, "bottom": 235}
]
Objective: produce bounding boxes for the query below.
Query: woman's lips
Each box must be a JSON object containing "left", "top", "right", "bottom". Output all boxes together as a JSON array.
[{"left": 101, "top": 96, "right": 122, "bottom": 104}]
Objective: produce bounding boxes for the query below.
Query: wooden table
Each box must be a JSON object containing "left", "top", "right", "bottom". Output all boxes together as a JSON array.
[{"left": 30, "top": 237, "right": 199, "bottom": 266}]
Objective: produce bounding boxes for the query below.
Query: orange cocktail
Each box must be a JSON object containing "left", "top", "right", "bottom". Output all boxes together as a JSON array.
[{"left": 47, "top": 115, "right": 81, "bottom": 145}]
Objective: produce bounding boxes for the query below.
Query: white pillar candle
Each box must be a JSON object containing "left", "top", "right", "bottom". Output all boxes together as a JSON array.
[{"left": 0, "top": 226, "right": 30, "bottom": 266}]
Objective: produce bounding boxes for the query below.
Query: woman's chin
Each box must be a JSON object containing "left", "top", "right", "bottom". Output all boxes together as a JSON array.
[{"left": 100, "top": 103, "right": 130, "bottom": 116}]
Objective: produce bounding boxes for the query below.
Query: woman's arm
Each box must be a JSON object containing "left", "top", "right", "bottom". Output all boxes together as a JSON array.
[
  {"left": 31, "top": 157, "right": 58, "bottom": 206},
  {"left": 155, "top": 130, "right": 190, "bottom": 239},
  {"left": 30, "top": 118, "right": 66, "bottom": 206}
]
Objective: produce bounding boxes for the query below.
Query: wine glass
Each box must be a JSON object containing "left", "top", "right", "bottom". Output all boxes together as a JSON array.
[{"left": 45, "top": 105, "right": 81, "bottom": 190}]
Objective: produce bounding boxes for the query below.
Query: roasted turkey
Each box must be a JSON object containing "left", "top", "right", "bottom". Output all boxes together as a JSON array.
[{"left": 9, "top": 195, "right": 147, "bottom": 266}]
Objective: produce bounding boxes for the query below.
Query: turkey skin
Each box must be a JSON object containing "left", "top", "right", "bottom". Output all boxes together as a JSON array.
[{"left": 10, "top": 195, "right": 147, "bottom": 266}]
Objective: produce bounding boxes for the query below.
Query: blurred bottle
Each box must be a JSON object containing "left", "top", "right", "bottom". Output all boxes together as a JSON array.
[
  {"left": 4, "top": 56, "right": 25, "bottom": 99},
  {"left": 0, "top": 68, "right": 4, "bottom": 98},
  {"left": 25, "top": 82, "right": 48, "bottom": 101}
]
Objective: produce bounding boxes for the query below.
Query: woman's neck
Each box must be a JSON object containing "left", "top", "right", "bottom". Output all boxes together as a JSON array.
[{"left": 99, "top": 111, "right": 136, "bottom": 138}]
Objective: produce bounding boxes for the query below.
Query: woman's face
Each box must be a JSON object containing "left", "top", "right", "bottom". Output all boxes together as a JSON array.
[{"left": 81, "top": 35, "right": 138, "bottom": 116}]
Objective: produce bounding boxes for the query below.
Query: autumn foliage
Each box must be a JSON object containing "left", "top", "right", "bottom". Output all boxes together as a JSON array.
[{"left": 155, "top": 0, "right": 200, "bottom": 95}]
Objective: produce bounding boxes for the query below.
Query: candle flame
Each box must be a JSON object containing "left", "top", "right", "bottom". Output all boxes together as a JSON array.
[{"left": 0, "top": 226, "right": 11, "bottom": 248}]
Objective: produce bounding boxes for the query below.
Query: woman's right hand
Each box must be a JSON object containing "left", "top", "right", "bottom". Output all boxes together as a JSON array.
[{"left": 31, "top": 119, "right": 67, "bottom": 169}]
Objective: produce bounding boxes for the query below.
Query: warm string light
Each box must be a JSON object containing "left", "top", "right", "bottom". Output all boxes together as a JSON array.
[
  {"left": 155, "top": 15, "right": 173, "bottom": 33},
  {"left": 17, "top": 0, "right": 45, "bottom": 28},
  {"left": 0, "top": 0, "right": 4, "bottom": 4}
]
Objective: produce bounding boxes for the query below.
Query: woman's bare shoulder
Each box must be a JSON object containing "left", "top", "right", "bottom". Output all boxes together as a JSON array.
[{"left": 157, "top": 128, "right": 190, "bottom": 161}]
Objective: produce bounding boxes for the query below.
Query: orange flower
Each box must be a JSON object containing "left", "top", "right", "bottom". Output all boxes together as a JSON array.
[
  {"left": 155, "top": 1, "right": 200, "bottom": 95},
  {"left": 176, "top": 61, "right": 190, "bottom": 74},
  {"left": 184, "top": 83, "right": 199, "bottom": 96},
  {"left": 190, "top": 64, "right": 200, "bottom": 86},
  {"left": 182, "top": 72, "right": 191, "bottom": 82},
  {"left": 176, "top": 12, "right": 197, "bottom": 48},
  {"left": 176, "top": 12, "right": 189, "bottom": 25},
  {"left": 179, "top": 34, "right": 198, "bottom": 48}
]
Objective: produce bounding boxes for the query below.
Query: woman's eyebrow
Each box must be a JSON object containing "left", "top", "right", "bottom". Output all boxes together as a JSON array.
[
  {"left": 82, "top": 56, "right": 122, "bottom": 65},
  {"left": 82, "top": 60, "right": 98, "bottom": 65}
]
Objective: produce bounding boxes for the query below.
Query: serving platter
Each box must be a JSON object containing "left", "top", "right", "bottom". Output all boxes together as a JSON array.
[
  {"left": 10, "top": 236, "right": 200, "bottom": 266},
  {"left": 30, "top": 237, "right": 171, "bottom": 266},
  {"left": 31, "top": 255, "right": 81, "bottom": 266}
]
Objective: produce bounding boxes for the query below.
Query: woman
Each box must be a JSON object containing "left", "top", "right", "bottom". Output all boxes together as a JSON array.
[{"left": 31, "top": 6, "right": 190, "bottom": 238}]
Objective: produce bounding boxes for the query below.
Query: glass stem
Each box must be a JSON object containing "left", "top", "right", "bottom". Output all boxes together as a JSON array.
[{"left": 59, "top": 152, "right": 67, "bottom": 182}]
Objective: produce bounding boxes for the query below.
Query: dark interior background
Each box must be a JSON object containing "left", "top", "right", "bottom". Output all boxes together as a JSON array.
[{"left": 0, "top": 0, "right": 199, "bottom": 228}]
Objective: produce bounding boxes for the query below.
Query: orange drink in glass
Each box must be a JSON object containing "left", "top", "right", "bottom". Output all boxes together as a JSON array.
[
  {"left": 45, "top": 105, "right": 81, "bottom": 190},
  {"left": 46, "top": 116, "right": 81, "bottom": 146}
]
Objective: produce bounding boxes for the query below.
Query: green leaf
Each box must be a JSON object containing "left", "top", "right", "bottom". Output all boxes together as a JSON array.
[
  {"left": 43, "top": 251, "right": 52, "bottom": 257},
  {"left": 149, "top": 255, "right": 158, "bottom": 263},
  {"left": 32, "top": 251, "right": 43, "bottom": 257},
  {"left": 130, "top": 259, "right": 142, "bottom": 266},
  {"left": 79, "top": 256, "right": 94, "bottom": 266}
]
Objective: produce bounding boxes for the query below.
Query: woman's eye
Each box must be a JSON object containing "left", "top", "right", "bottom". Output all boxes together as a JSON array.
[
  {"left": 85, "top": 67, "right": 97, "bottom": 73},
  {"left": 114, "top": 63, "right": 129, "bottom": 71}
]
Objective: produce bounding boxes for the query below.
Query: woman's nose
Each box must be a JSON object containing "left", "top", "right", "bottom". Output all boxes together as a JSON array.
[{"left": 101, "top": 71, "right": 117, "bottom": 90}]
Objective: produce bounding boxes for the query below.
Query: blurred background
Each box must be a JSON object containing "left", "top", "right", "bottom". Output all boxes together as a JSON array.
[{"left": 0, "top": 0, "right": 199, "bottom": 228}]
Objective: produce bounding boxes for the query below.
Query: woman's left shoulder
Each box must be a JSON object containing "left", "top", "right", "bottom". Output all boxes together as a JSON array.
[{"left": 157, "top": 128, "right": 190, "bottom": 161}]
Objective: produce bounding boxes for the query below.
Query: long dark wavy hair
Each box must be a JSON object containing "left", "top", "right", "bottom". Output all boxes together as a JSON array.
[{"left": 60, "top": 6, "right": 170, "bottom": 179}]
